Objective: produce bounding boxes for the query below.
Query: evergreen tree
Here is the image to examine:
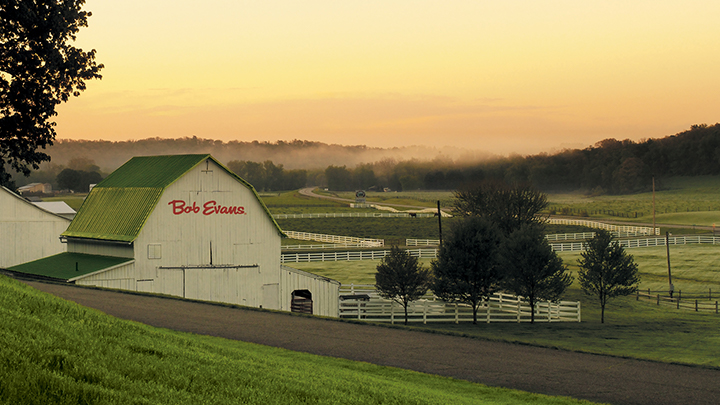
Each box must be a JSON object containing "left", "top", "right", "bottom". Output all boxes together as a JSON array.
[
  {"left": 499, "top": 224, "right": 573, "bottom": 323},
  {"left": 578, "top": 230, "right": 640, "bottom": 323},
  {"left": 375, "top": 246, "right": 431, "bottom": 325}
]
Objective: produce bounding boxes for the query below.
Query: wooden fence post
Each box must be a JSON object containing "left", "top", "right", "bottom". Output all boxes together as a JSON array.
[
  {"left": 695, "top": 300, "right": 698, "bottom": 312},
  {"left": 455, "top": 303, "right": 458, "bottom": 324},
  {"left": 657, "top": 294, "right": 660, "bottom": 305}
]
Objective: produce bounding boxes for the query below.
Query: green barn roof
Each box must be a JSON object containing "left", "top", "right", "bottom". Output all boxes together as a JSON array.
[
  {"left": 62, "top": 154, "right": 282, "bottom": 242},
  {"left": 8, "top": 252, "right": 133, "bottom": 281}
]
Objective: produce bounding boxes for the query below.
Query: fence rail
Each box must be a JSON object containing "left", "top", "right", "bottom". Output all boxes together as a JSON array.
[
  {"left": 636, "top": 290, "right": 720, "bottom": 314},
  {"left": 274, "top": 212, "right": 438, "bottom": 219},
  {"left": 338, "top": 285, "right": 581, "bottom": 324},
  {"left": 284, "top": 230, "right": 384, "bottom": 247},
  {"left": 281, "top": 249, "right": 438, "bottom": 263},
  {"left": 547, "top": 218, "right": 659, "bottom": 235},
  {"left": 550, "top": 235, "right": 720, "bottom": 252}
]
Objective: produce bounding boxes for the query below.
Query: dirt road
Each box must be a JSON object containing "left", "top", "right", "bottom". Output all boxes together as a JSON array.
[{"left": 21, "top": 280, "right": 720, "bottom": 405}]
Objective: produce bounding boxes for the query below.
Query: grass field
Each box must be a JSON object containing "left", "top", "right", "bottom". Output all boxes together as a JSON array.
[
  {"left": 0, "top": 276, "right": 598, "bottom": 405},
  {"left": 290, "top": 244, "right": 720, "bottom": 368},
  {"left": 547, "top": 176, "right": 720, "bottom": 226}
]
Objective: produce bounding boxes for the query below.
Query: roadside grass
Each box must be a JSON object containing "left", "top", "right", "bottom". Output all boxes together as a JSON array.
[
  {"left": 290, "top": 244, "right": 720, "bottom": 368},
  {"left": 0, "top": 276, "right": 597, "bottom": 405}
]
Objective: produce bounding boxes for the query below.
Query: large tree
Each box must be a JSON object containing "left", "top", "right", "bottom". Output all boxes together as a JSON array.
[
  {"left": 451, "top": 180, "right": 548, "bottom": 235},
  {"left": 499, "top": 224, "right": 573, "bottom": 323},
  {"left": 577, "top": 230, "right": 640, "bottom": 323},
  {"left": 1, "top": 0, "right": 103, "bottom": 187},
  {"left": 431, "top": 217, "right": 503, "bottom": 324},
  {"left": 375, "top": 245, "right": 431, "bottom": 325}
]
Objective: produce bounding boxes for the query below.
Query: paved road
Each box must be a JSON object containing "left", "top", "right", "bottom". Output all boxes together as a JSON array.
[{"left": 22, "top": 280, "right": 720, "bottom": 405}]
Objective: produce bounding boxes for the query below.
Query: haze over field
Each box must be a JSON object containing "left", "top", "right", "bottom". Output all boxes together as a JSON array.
[{"left": 55, "top": 1, "right": 720, "bottom": 155}]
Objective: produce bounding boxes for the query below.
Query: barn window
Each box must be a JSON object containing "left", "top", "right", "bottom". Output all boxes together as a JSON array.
[
  {"left": 291, "top": 290, "right": 313, "bottom": 314},
  {"left": 148, "top": 244, "right": 162, "bottom": 259}
]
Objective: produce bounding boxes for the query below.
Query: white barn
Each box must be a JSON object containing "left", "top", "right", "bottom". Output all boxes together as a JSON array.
[
  {"left": 9, "top": 155, "right": 339, "bottom": 317},
  {"left": 0, "top": 186, "right": 70, "bottom": 268}
]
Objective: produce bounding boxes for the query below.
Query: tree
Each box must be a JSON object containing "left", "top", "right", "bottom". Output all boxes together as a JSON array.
[
  {"left": 431, "top": 217, "right": 502, "bottom": 324},
  {"left": 56, "top": 168, "right": 81, "bottom": 191},
  {"left": 577, "top": 230, "right": 640, "bottom": 323},
  {"left": 499, "top": 224, "right": 573, "bottom": 323},
  {"left": 451, "top": 181, "right": 548, "bottom": 235},
  {"left": 1, "top": 1, "right": 104, "bottom": 187},
  {"left": 375, "top": 246, "right": 432, "bottom": 325}
]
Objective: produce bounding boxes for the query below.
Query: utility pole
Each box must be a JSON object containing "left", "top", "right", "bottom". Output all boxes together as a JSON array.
[
  {"left": 666, "top": 231, "right": 673, "bottom": 298},
  {"left": 437, "top": 200, "right": 443, "bottom": 248},
  {"left": 652, "top": 176, "right": 656, "bottom": 235}
]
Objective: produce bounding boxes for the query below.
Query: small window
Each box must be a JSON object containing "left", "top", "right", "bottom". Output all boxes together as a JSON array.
[{"left": 148, "top": 244, "right": 162, "bottom": 259}]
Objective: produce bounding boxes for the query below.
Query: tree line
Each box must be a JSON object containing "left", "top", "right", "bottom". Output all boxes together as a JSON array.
[{"left": 325, "top": 123, "right": 720, "bottom": 194}]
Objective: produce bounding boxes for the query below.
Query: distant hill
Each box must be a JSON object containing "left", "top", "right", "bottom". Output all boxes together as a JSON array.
[{"left": 36, "top": 138, "right": 495, "bottom": 173}]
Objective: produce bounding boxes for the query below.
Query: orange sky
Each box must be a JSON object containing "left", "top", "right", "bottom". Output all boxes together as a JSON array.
[{"left": 55, "top": 1, "right": 720, "bottom": 156}]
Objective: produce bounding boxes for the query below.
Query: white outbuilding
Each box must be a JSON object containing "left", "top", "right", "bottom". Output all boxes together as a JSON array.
[
  {"left": 1, "top": 186, "right": 70, "bottom": 268},
  {"left": 9, "top": 155, "right": 339, "bottom": 317}
]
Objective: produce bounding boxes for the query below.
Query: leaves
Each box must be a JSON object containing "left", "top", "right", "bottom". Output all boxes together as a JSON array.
[
  {"left": 1, "top": 0, "right": 103, "bottom": 185},
  {"left": 578, "top": 230, "right": 640, "bottom": 323},
  {"left": 374, "top": 245, "right": 431, "bottom": 324}
]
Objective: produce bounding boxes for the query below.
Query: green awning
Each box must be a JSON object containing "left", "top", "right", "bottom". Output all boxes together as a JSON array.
[{"left": 9, "top": 252, "right": 133, "bottom": 281}]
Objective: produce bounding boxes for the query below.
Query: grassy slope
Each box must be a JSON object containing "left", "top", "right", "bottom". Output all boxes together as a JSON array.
[
  {"left": 0, "top": 276, "right": 597, "bottom": 405},
  {"left": 291, "top": 245, "right": 720, "bottom": 368}
]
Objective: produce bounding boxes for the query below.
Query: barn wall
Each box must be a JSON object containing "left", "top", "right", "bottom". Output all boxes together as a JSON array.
[
  {"left": 131, "top": 159, "right": 282, "bottom": 308},
  {"left": 1, "top": 188, "right": 70, "bottom": 268},
  {"left": 74, "top": 262, "right": 137, "bottom": 290},
  {"left": 280, "top": 266, "right": 340, "bottom": 317},
  {"left": 67, "top": 241, "right": 134, "bottom": 258}
]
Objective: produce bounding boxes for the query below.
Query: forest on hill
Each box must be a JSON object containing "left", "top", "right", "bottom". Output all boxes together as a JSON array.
[{"left": 10, "top": 123, "right": 720, "bottom": 194}]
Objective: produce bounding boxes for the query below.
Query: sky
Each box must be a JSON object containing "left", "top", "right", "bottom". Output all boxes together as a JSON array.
[{"left": 55, "top": 0, "right": 720, "bottom": 156}]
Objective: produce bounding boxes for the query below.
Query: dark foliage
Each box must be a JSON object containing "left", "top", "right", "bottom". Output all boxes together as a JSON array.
[
  {"left": 431, "top": 217, "right": 503, "bottom": 324},
  {"left": 227, "top": 160, "right": 306, "bottom": 191},
  {"left": 375, "top": 246, "right": 431, "bottom": 325},
  {"left": 451, "top": 180, "right": 548, "bottom": 235},
  {"left": 577, "top": 230, "right": 640, "bottom": 323},
  {"left": 499, "top": 224, "right": 573, "bottom": 323},
  {"left": 1, "top": 0, "right": 103, "bottom": 187}
]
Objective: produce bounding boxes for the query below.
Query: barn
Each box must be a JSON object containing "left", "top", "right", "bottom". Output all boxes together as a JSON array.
[
  {"left": 1, "top": 186, "right": 71, "bottom": 268},
  {"left": 9, "top": 155, "right": 339, "bottom": 317}
]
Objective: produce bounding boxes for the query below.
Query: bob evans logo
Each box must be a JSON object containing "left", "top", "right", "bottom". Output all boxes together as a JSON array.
[{"left": 169, "top": 200, "right": 246, "bottom": 216}]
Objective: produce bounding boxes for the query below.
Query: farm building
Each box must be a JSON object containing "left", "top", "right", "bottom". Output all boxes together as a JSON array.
[
  {"left": 9, "top": 155, "right": 339, "bottom": 316},
  {"left": 0, "top": 186, "right": 71, "bottom": 268}
]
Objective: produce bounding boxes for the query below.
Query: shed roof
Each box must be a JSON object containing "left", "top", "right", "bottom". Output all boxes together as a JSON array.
[
  {"left": 61, "top": 154, "right": 282, "bottom": 242},
  {"left": 8, "top": 252, "right": 133, "bottom": 281}
]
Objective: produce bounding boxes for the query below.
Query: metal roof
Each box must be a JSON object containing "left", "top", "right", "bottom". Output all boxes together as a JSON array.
[
  {"left": 8, "top": 252, "right": 133, "bottom": 281},
  {"left": 62, "top": 154, "right": 283, "bottom": 242}
]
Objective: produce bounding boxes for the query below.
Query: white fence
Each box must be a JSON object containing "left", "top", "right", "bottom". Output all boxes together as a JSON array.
[
  {"left": 550, "top": 234, "right": 720, "bottom": 252},
  {"left": 284, "top": 230, "right": 384, "bottom": 247},
  {"left": 409, "top": 231, "right": 648, "bottom": 247},
  {"left": 547, "top": 218, "right": 659, "bottom": 235},
  {"left": 274, "top": 212, "right": 437, "bottom": 219},
  {"left": 281, "top": 249, "right": 438, "bottom": 263},
  {"left": 338, "top": 285, "right": 581, "bottom": 324}
]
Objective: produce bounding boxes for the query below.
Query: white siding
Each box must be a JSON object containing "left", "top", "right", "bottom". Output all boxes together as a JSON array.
[
  {"left": 280, "top": 266, "right": 340, "bottom": 317},
  {"left": 1, "top": 187, "right": 70, "bottom": 268},
  {"left": 67, "top": 241, "right": 134, "bottom": 258},
  {"left": 74, "top": 262, "right": 136, "bottom": 290}
]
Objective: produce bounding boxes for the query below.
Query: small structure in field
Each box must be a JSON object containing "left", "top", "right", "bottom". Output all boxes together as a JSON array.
[{"left": 9, "top": 155, "right": 339, "bottom": 316}]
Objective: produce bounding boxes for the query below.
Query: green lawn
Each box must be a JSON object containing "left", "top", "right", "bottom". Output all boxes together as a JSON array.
[
  {"left": 0, "top": 276, "right": 597, "bottom": 405},
  {"left": 290, "top": 244, "right": 720, "bottom": 368}
]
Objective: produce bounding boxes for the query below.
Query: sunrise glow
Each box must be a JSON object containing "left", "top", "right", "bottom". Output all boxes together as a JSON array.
[{"left": 55, "top": 0, "right": 720, "bottom": 155}]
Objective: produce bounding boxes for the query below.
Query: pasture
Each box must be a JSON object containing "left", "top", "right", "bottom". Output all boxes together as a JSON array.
[{"left": 290, "top": 244, "right": 720, "bottom": 368}]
